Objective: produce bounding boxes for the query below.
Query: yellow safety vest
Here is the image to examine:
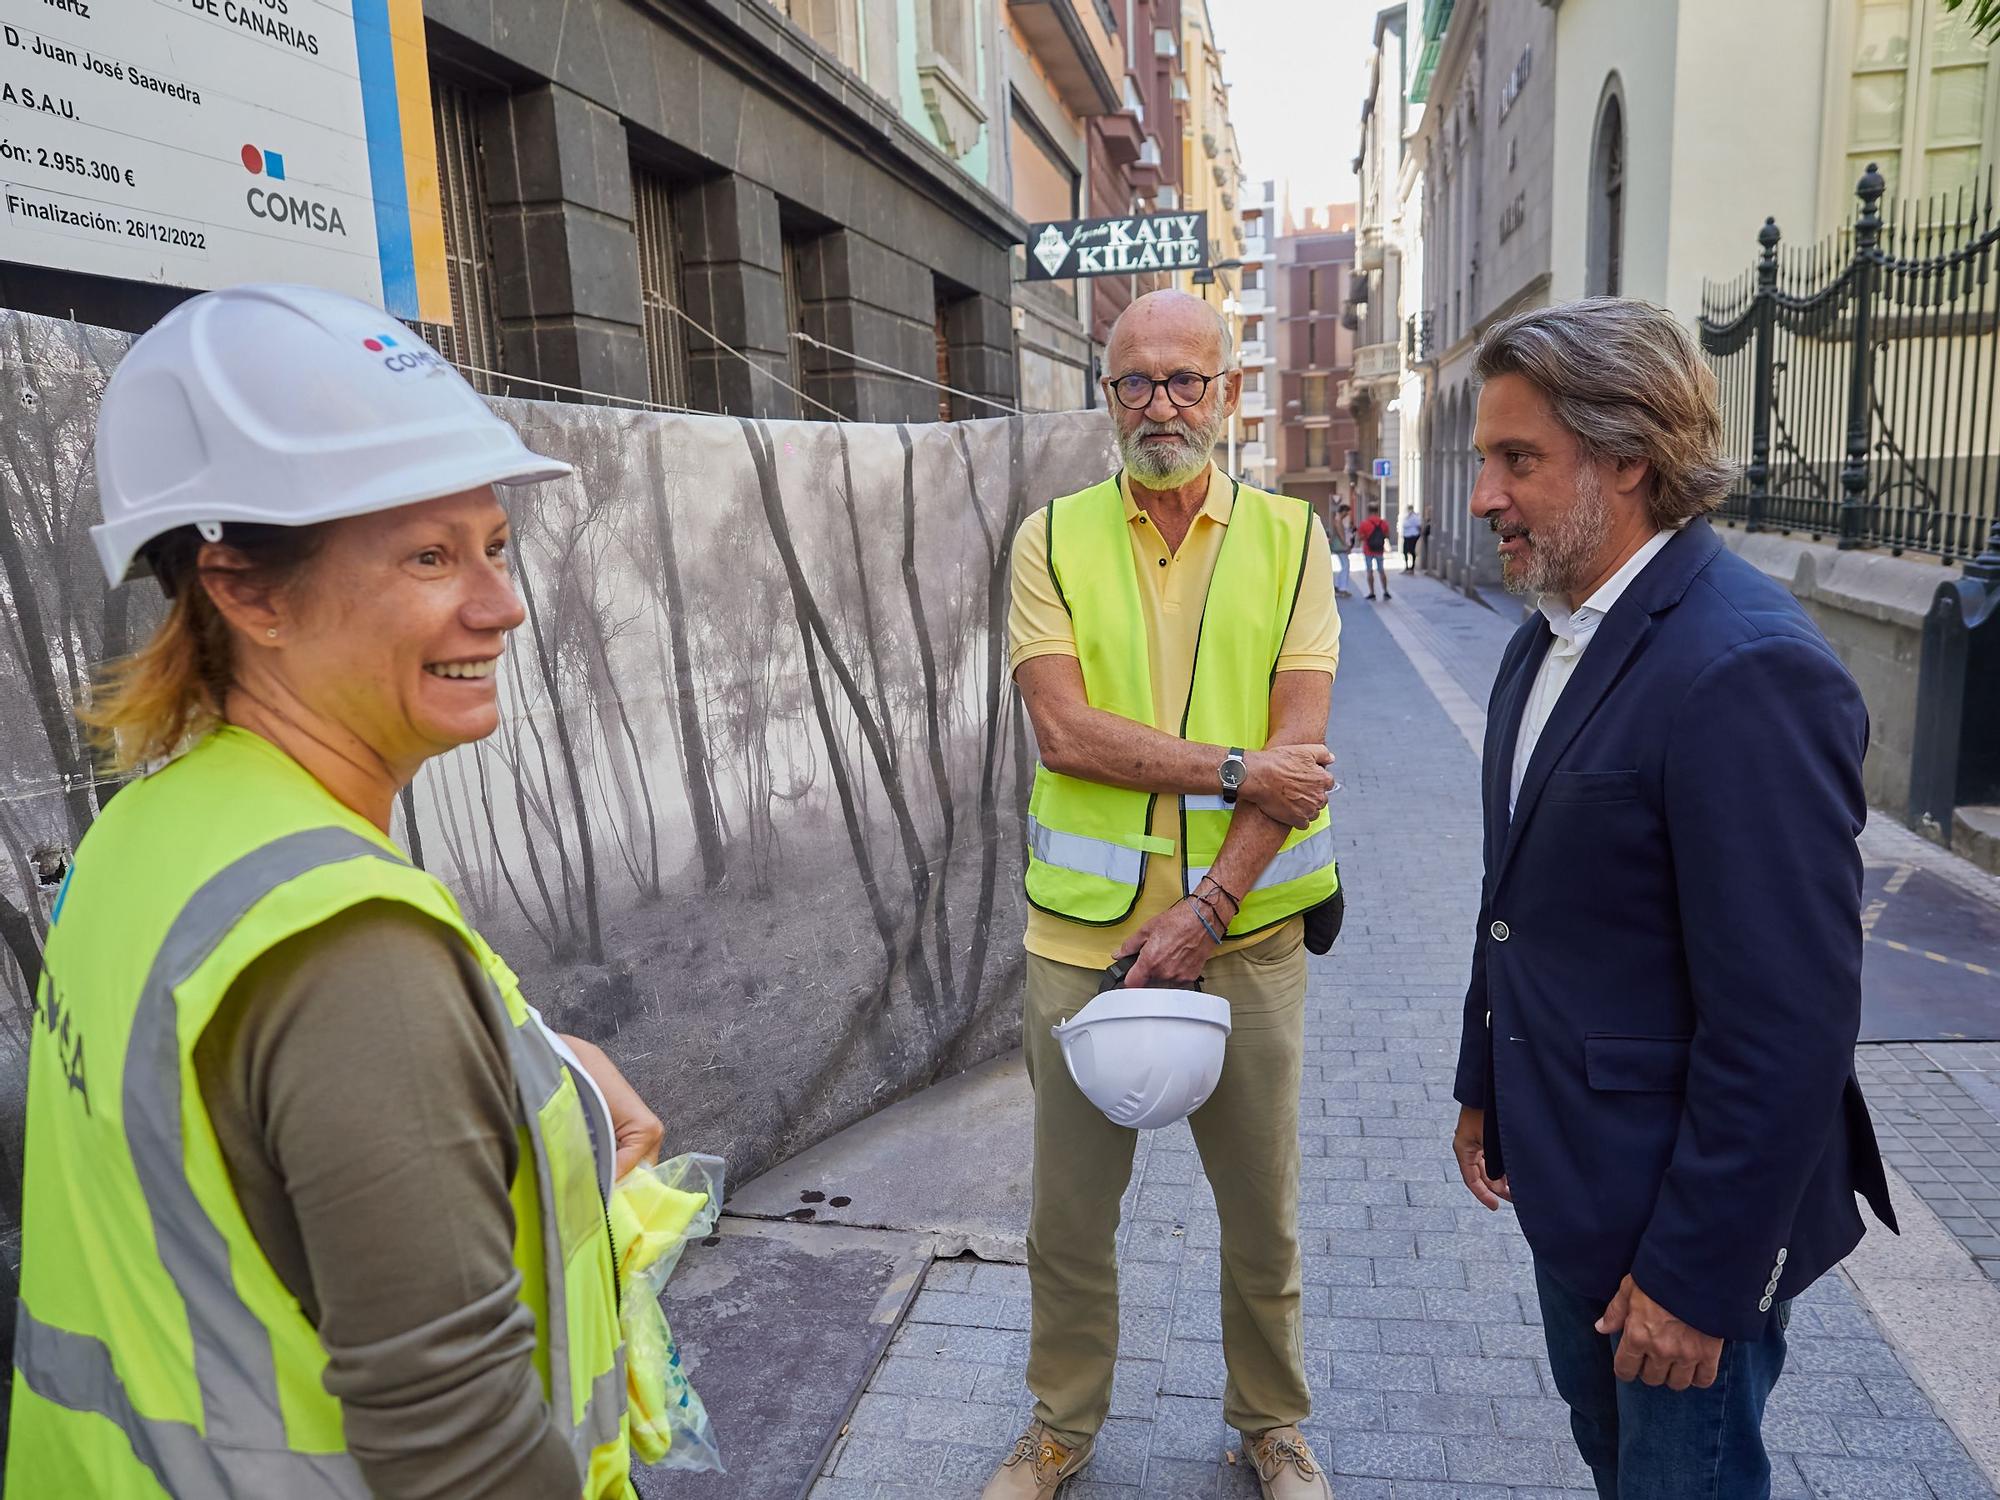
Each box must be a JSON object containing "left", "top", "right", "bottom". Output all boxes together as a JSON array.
[
  {"left": 7, "top": 726, "right": 633, "bottom": 1498},
  {"left": 1025, "top": 475, "right": 1340, "bottom": 937}
]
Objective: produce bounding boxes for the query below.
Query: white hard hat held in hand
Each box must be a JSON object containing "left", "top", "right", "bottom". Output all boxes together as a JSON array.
[
  {"left": 90, "top": 283, "right": 572, "bottom": 588},
  {"left": 1052, "top": 988, "right": 1233, "bottom": 1131}
]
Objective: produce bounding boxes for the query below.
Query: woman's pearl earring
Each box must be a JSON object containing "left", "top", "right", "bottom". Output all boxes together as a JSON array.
[{"left": 266, "top": 628, "right": 278, "bottom": 640}]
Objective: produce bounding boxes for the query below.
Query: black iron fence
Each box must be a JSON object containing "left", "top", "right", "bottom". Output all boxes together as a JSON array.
[{"left": 1699, "top": 166, "right": 2000, "bottom": 564}]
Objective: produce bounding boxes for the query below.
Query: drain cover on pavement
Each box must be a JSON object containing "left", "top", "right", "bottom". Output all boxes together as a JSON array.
[
  {"left": 634, "top": 1217, "right": 929, "bottom": 1500},
  {"left": 1861, "top": 864, "right": 2000, "bottom": 1042}
]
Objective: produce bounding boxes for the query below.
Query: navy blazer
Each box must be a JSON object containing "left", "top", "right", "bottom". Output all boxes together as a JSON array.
[{"left": 1453, "top": 519, "right": 1896, "bottom": 1343}]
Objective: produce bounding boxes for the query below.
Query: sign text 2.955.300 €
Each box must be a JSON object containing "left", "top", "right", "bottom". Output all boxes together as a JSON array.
[{"left": 1024, "top": 211, "right": 1210, "bottom": 281}]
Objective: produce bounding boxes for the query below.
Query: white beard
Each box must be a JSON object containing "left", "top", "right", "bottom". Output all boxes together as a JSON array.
[{"left": 1117, "top": 410, "right": 1227, "bottom": 487}]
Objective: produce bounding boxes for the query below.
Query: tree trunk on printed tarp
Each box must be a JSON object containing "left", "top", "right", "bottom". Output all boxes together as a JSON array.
[
  {"left": 512, "top": 541, "right": 603, "bottom": 964},
  {"left": 0, "top": 488, "right": 93, "bottom": 845},
  {"left": 950, "top": 417, "right": 1030, "bottom": 1064},
  {"left": 739, "top": 418, "right": 943, "bottom": 1031},
  {"left": 896, "top": 425, "right": 959, "bottom": 1019},
  {"left": 644, "top": 445, "right": 727, "bottom": 891},
  {"left": 836, "top": 428, "right": 899, "bottom": 777},
  {"left": 399, "top": 785, "right": 425, "bottom": 869},
  {"left": 0, "top": 890, "right": 41, "bottom": 1010}
]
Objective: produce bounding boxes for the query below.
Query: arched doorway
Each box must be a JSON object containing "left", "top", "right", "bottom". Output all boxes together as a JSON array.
[{"left": 1588, "top": 79, "right": 1627, "bottom": 297}]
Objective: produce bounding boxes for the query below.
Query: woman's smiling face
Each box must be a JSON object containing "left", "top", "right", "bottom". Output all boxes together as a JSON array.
[{"left": 276, "top": 486, "right": 526, "bottom": 773}]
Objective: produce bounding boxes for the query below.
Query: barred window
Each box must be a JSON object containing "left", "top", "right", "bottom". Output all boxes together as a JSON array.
[
  {"left": 411, "top": 80, "right": 505, "bottom": 393},
  {"left": 633, "top": 167, "right": 690, "bottom": 409}
]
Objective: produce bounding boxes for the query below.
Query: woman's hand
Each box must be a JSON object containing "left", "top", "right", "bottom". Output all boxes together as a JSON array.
[{"left": 560, "top": 1034, "right": 664, "bottom": 1178}]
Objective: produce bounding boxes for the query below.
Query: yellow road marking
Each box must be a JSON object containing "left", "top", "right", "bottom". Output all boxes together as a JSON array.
[{"left": 1868, "top": 934, "right": 2000, "bottom": 981}]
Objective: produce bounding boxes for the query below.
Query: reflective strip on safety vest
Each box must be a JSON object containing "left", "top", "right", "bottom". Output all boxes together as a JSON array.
[
  {"left": 508, "top": 1018, "right": 623, "bottom": 1469},
  {"left": 1188, "top": 824, "right": 1337, "bottom": 894},
  {"left": 123, "top": 827, "right": 401, "bottom": 1464},
  {"left": 1183, "top": 794, "right": 1234, "bottom": 812},
  {"left": 1027, "top": 815, "right": 1146, "bottom": 887},
  {"left": 577, "top": 1355, "right": 629, "bottom": 1463},
  {"left": 16, "top": 1286, "right": 369, "bottom": 1500}
]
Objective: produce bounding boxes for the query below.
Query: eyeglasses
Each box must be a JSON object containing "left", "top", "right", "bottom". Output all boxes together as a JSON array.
[{"left": 1105, "top": 370, "right": 1228, "bottom": 410}]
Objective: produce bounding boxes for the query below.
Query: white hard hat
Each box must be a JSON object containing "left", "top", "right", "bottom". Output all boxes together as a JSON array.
[
  {"left": 90, "top": 283, "right": 572, "bottom": 587},
  {"left": 1051, "top": 989, "right": 1233, "bottom": 1131}
]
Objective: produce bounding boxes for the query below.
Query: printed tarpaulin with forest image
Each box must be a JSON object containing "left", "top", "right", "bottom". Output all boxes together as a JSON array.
[{"left": 0, "top": 307, "right": 1118, "bottom": 1423}]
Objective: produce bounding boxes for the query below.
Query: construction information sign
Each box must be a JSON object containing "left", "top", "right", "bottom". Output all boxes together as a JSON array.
[
  {"left": 1024, "top": 210, "right": 1210, "bottom": 281},
  {"left": 0, "top": 0, "right": 451, "bottom": 321}
]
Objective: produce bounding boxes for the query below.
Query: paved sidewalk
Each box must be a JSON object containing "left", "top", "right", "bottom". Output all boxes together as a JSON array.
[{"left": 806, "top": 572, "right": 1995, "bottom": 1499}]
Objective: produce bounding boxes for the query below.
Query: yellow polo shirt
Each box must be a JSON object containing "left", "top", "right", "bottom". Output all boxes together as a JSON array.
[{"left": 1007, "top": 468, "right": 1341, "bottom": 969}]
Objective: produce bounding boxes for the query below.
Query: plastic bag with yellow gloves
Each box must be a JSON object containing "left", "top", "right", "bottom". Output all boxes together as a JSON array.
[{"left": 610, "top": 1153, "right": 727, "bottom": 1472}]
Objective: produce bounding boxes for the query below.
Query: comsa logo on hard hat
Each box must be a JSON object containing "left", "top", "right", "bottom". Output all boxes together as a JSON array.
[
  {"left": 241, "top": 143, "right": 347, "bottom": 236},
  {"left": 363, "top": 330, "right": 448, "bottom": 376}
]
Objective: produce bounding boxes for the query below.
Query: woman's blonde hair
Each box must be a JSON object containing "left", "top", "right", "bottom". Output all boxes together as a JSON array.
[{"left": 81, "top": 524, "right": 324, "bottom": 774}]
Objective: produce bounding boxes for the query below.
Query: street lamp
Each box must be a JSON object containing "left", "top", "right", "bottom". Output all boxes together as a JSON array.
[{"left": 1190, "top": 256, "right": 1246, "bottom": 286}]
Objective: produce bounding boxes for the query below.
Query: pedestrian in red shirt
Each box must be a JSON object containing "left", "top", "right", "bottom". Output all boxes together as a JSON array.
[{"left": 1356, "top": 502, "right": 1393, "bottom": 600}]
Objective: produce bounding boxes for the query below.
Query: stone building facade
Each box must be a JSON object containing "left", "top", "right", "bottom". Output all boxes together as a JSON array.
[
  {"left": 1346, "top": 5, "right": 1414, "bottom": 526},
  {"left": 1275, "top": 206, "right": 1359, "bottom": 524},
  {"left": 1410, "top": 0, "right": 1555, "bottom": 591},
  {"left": 0, "top": 0, "right": 1030, "bottom": 421}
]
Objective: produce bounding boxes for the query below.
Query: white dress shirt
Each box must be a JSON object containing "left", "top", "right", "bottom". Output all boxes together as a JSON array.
[{"left": 1509, "top": 530, "right": 1676, "bottom": 815}]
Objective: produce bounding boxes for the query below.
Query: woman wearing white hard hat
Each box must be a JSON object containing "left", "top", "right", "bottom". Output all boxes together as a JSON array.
[{"left": 7, "top": 284, "right": 656, "bottom": 1499}]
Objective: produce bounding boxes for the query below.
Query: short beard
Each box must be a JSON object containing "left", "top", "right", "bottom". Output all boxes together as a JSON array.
[
  {"left": 1116, "top": 408, "right": 1226, "bottom": 488},
  {"left": 1497, "top": 468, "right": 1612, "bottom": 598}
]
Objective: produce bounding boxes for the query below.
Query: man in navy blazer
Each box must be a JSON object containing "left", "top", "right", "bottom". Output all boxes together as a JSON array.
[{"left": 1449, "top": 299, "right": 1896, "bottom": 1499}]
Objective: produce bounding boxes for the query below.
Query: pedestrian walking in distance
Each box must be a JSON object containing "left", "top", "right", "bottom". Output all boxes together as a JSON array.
[
  {"left": 1452, "top": 298, "right": 1895, "bottom": 1500},
  {"left": 1330, "top": 498, "right": 1356, "bottom": 598},
  {"left": 1356, "top": 500, "right": 1392, "bottom": 599},
  {"left": 993, "top": 289, "right": 1341, "bottom": 1500},
  {"left": 1400, "top": 503, "right": 1423, "bottom": 574},
  {"left": 9, "top": 284, "right": 664, "bottom": 1499}
]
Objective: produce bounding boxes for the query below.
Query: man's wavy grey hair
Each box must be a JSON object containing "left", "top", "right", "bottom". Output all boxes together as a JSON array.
[{"left": 1473, "top": 298, "right": 1738, "bottom": 528}]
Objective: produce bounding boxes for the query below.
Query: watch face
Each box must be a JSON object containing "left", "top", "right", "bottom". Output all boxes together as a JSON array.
[{"left": 1220, "top": 757, "right": 1245, "bottom": 790}]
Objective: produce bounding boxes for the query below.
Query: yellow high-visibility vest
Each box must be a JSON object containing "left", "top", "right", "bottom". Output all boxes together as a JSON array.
[
  {"left": 7, "top": 725, "right": 633, "bottom": 1498},
  {"left": 1025, "top": 475, "right": 1339, "bottom": 935}
]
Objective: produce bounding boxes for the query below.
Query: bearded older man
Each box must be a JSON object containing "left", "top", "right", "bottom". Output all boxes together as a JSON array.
[
  {"left": 1454, "top": 299, "right": 1895, "bottom": 1499},
  {"left": 984, "top": 290, "right": 1342, "bottom": 1500}
]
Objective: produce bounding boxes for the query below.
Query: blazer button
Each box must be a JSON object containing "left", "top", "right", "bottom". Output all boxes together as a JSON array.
[{"left": 1490, "top": 920, "right": 1511, "bottom": 942}]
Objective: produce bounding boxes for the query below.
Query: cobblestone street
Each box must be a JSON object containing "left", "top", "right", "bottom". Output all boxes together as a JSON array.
[{"left": 807, "top": 566, "right": 1999, "bottom": 1500}]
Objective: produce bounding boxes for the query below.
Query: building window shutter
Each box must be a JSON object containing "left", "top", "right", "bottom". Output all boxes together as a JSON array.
[
  {"left": 411, "top": 80, "right": 505, "bottom": 393},
  {"left": 634, "top": 167, "right": 690, "bottom": 409}
]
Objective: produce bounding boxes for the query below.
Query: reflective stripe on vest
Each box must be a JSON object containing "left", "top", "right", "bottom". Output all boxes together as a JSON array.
[
  {"left": 1188, "top": 823, "right": 1338, "bottom": 895},
  {"left": 1025, "top": 476, "right": 1337, "bottom": 934},
  {"left": 1027, "top": 812, "right": 1175, "bottom": 887}
]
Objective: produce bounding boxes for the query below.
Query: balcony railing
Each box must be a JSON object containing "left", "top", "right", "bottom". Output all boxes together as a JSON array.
[
  {"left": 1240, "top": 338, "right": 1269, "bottom": 363},
  {"left": 1354, "top": 341, "right": 1399, "bottom": 383}
]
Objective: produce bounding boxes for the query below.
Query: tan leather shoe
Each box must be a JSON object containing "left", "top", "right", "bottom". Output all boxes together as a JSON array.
[
  {"left": 978, "top": 1421, "right": 1093, "bottom": 1499},
  {"left": 1241, "top": 1425, "right": 1334, "bottom": 1500}
]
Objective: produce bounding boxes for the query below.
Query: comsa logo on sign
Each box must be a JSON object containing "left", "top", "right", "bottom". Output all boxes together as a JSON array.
[{"left": 241, "top": 142, "right": 346, "bottom": 235}]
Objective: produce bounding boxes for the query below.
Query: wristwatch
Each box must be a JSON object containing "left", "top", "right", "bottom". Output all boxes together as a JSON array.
[{"left": 1219, "top": 747, "right": 1247, "bottom": 807}]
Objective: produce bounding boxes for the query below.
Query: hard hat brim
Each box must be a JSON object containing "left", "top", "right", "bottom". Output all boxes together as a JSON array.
[{"left": 92, "top": 446, "right": 575, "bottom": 588}]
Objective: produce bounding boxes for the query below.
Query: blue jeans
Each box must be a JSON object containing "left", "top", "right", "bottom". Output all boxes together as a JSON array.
[{"left": 1534, "top": 1263, "right": 1789, "bottom": 1500}]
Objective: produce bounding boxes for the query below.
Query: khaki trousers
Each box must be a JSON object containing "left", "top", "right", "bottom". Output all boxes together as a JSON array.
[{"left": 1022, "top": 925, "right": 1310, "bottom": 1445}]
